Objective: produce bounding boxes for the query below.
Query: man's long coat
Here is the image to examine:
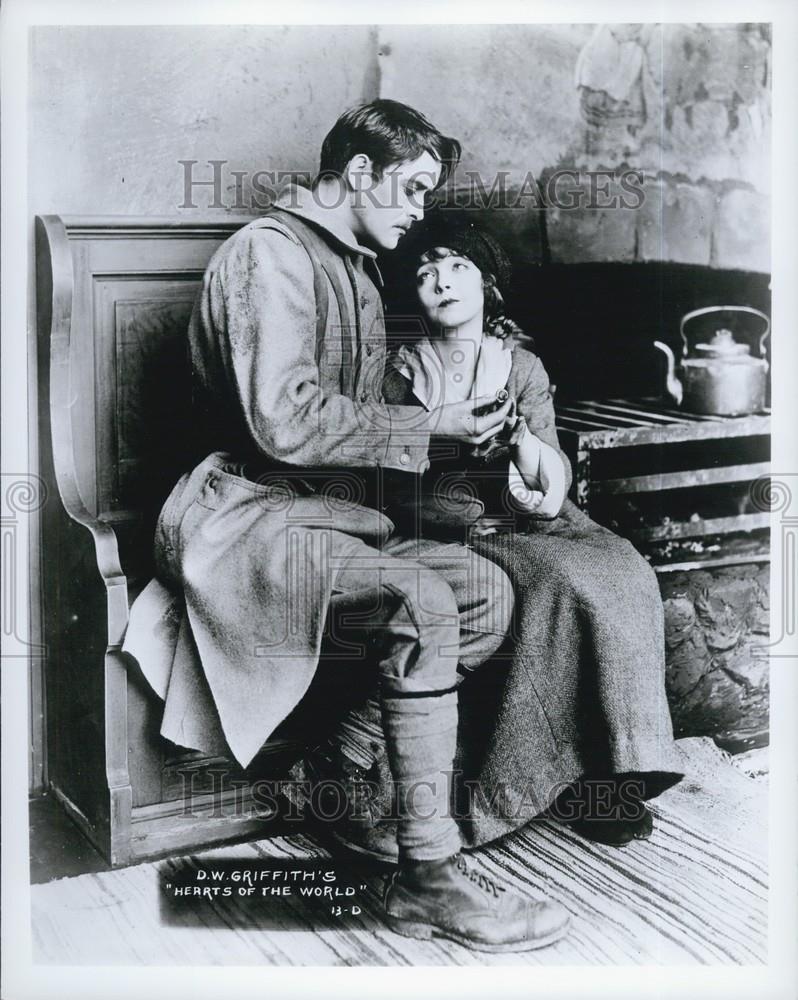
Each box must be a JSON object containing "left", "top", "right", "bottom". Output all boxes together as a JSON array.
[{"left": 124, "top": 186, "right": 434, "bottom": 767}]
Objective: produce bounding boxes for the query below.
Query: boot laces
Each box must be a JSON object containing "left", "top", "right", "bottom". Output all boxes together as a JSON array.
[{"left": 455, "top": 854, "right": 505, "bottom": 899}]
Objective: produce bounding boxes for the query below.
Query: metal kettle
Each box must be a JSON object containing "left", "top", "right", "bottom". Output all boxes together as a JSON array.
[{"left": 654, "top": 305, "right": 770, "bottom": 416}]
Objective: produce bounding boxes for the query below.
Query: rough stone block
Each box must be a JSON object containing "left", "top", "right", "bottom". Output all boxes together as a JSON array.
[
  {"left": 636, "top": 178, "right": 715, "bottom": 265},
  {"left": 546, "top": 176, "right": 637, "bottom": 263},
  {"left": 712, "top": 188, "right": 771, "bottom": 273},
  {"left": 660, "top": 563, "right": 769, "bottom": 746},
  {"left": 468, "top": 199, "right": 545, "bottom": 265}
]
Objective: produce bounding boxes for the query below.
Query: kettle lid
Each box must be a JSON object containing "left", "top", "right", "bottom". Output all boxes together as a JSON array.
[
  {"left": 680, "top": 305, "right": 770, "bottom": 360},
  {"left": 694, "top": 329, "right": 750, "bottom": 358}
]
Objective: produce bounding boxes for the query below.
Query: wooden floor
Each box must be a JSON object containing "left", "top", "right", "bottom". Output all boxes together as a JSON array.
[
  {"left": 30, "top": 737, "right": 768, "bottom": 966},
  {"left": 29, "top": 795, "right": 109, "bottom": 885}
]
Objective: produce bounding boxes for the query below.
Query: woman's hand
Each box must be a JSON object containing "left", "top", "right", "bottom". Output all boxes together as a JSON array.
[
  {"left": 504, "top": 401, "right": 527, "bottom": 448},
  {"left": 533, "top": 447, "right": 567, "bottom": 517},
  {"left": 509, "top": 418, "right": 567, "bottom": 518}
]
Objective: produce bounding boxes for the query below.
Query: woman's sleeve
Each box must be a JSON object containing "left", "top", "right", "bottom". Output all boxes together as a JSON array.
[{"left": 514, "top": 352, "right": 573, "bottom": 496}]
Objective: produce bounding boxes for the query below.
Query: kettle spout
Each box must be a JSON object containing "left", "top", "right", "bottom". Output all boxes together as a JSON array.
[{"left": 653, "top": 341, "right": 683, "bottom": 406}]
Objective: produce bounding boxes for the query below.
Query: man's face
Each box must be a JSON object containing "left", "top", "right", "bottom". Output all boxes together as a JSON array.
[{"left": 349, "top": 151, "right": 442, "bottom": 251}]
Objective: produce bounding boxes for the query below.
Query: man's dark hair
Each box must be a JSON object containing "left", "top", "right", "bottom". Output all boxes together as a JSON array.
[{"left": 318, "top": 99, "right": 461, "bottom": 188}]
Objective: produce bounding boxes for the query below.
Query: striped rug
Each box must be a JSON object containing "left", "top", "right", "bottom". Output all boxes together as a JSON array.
[{"left": 31, "top": 737, "right": 767, "bottom": 965}]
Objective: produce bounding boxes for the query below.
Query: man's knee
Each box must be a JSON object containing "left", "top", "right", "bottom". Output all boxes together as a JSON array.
[
  {"left": 468, "top": 552, "right": 514, "bottom": 637},
  {"left": 457, "top": 553, "right": 514, "bottom": 670},
  {"left": 378, "top": 565, "right": 462, "bottom": 690},
  {"left": 384, "top": 563, "right": 461, "bottom": 640}
]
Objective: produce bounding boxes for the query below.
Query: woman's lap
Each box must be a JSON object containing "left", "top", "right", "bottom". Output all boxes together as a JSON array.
[{"left": 455, "top": 501, "right": 680, "bottom": 846}]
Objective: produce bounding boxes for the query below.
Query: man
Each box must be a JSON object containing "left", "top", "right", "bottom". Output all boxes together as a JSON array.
[{"left": 126, "top": 100, "right": 569, "bottom": 951}]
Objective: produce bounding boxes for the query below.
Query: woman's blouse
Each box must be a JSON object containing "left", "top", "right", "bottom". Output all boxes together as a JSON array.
[{"left": 382, "top": 334, "right": 572, "bottom": 530}]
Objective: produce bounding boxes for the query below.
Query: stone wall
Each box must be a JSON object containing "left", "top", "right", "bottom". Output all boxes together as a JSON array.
[
  {"left": 29, "top": 25, "right": 379, "bottom": 217},
  {"left": 380, "top": 23, "right": 771, "bottom": 272},
  {"left": 660, "top": 564, "right": 769, "bottom": 751}
]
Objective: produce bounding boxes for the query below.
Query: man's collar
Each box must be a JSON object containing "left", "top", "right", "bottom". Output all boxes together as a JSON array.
[
  {"left": 274, "top": 184, "right": 384, "bottom": 287},
  {"left": 274, "top": 182, "right": 375, "bottom": 252}
]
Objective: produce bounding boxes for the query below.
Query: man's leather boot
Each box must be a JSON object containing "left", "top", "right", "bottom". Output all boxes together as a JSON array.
[
  {"left": 284, "top": 745, "right": 399, "bottom": 862},
  {"left": 383, "top": 853, "right": 570, "bottom": 952}
]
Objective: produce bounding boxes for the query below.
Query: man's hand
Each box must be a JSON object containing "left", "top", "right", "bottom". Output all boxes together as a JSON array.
[{"left": 428, "top": 394, "right": 514, "bottom": 445}]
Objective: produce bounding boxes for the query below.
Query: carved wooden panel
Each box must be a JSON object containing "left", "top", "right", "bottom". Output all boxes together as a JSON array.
[
  {"left": 98, "top": 283, "right": 197, "bottom": 514},
  {"left": 115, "top": 297, "right": 195, "bottom": 481}
]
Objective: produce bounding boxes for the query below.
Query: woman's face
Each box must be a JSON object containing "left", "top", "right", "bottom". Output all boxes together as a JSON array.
[{"left": 415, "top": 249, "right": 484, "bottom": 330}]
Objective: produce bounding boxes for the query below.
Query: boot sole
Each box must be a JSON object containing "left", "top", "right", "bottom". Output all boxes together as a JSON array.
[{"left": 384, "top": 912, "right": 571, "bottom": 952}]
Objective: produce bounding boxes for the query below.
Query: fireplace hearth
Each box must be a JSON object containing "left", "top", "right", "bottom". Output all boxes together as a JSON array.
[{"left": 556, "top": 395, "right": 770, "bottom": 750}]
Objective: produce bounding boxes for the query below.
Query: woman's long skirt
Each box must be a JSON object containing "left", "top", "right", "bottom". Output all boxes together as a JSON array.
[{"left": 453, "top": 499, "right": 683, "bottom": 848}]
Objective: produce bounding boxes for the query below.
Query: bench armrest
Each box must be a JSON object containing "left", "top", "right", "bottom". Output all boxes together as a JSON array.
[{"left": 36, "top": 214, "right": 129, "bottom": 646}]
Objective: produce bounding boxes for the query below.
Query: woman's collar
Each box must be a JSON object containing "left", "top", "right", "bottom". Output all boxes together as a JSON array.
[
  {"left": 473, "top": 333, "right": 514, "bottom": 400},
  {"left": 394, "top": 334, "right": 513, "bottom": 411}
]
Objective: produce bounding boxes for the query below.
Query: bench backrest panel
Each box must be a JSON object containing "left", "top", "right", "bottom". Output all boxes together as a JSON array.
[{"left": 39, "top": 217, "right": 256, "bottom": 586}]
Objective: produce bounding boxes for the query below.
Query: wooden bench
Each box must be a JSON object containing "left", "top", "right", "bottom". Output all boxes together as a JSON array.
[{"left": 35, "top": 215, "right": 319, "bottom": 866}]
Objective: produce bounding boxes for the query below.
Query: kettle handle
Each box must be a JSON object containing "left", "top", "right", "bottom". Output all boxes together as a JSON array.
[{"left": 679, "top": 305, "right": 770, "bottom": 358}]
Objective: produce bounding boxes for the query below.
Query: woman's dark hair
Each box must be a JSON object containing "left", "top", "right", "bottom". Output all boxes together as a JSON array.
[{"left": 318, "top": 99, "right": 461, "bottom": 188}]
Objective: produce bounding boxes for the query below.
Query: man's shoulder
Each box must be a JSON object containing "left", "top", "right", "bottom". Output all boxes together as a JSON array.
[
  {"left": 216, "top": 212, "right": 349, "bottom": 270},
  {"left": 223, "top": 214, "right": 306, "bottom": 254},
  {"left": 207, "top": 213, "right": 323, "bottom": 281}
]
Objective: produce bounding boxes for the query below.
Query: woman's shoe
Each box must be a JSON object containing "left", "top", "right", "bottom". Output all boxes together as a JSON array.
[
  {"left": 552, "top": 778, "right": 654, "bottom": 847},
  {"left": 329, "top": 822, "right": 399, "bottom": 864},
  {"left": 568, "top": 804, "right": 653, "bottom": 847}
]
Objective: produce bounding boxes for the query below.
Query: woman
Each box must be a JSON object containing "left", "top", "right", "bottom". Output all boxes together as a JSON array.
[{"left": 374, "top": 213, "right": 684, "bottom": 849}]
